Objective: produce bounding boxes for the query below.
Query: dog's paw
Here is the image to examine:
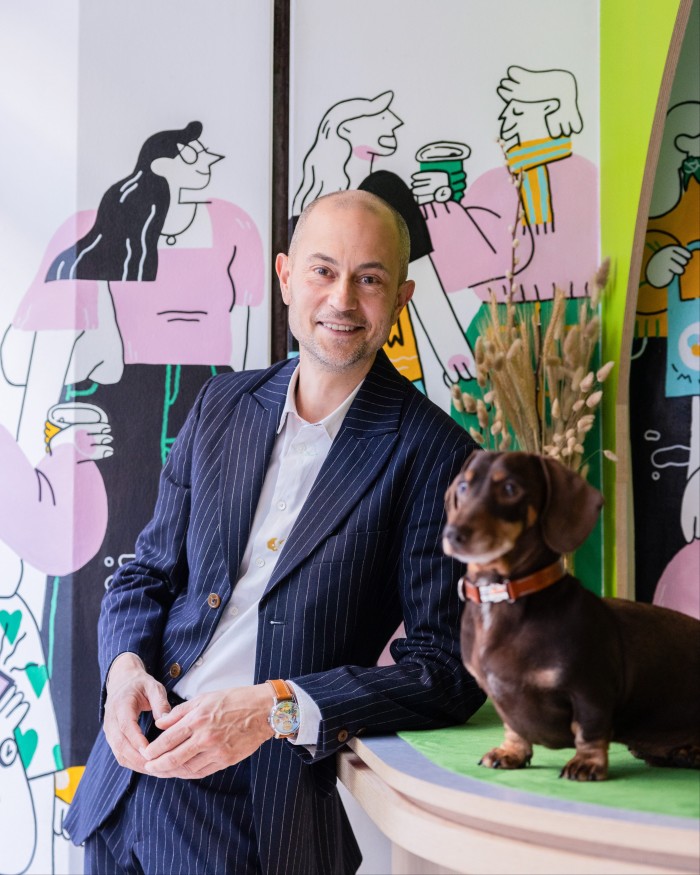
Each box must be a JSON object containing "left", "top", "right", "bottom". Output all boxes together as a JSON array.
[
  {"left": 559, "top": 753, "right": 608, "bottom": 781},
  {"left": 479, "top": 747, "right": 532, "bottom": 770}
]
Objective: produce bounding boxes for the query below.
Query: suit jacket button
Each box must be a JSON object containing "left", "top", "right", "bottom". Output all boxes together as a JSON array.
[
  {"left": 207, "top": 593, "right": 221, "bottom": 609},
  {"left": 169, "top": 663, "right": 182, "bottom": 678},
  {"left": 337, "top": 729, "right": 349, "bottom": 743}
]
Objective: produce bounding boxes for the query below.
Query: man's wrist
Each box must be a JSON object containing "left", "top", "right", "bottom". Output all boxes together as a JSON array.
[{"left": 266, "top": 679, "right": 301, "bottom": 739}]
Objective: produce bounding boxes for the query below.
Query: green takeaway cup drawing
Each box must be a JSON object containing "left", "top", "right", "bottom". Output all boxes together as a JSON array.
[{"left": 413, "top": 141, "right": 471, "bottom": 204}]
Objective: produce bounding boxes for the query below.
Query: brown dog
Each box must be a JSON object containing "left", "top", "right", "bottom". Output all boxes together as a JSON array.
[{"left": 443, "top": 450, "right": 700, "bottom": 781}]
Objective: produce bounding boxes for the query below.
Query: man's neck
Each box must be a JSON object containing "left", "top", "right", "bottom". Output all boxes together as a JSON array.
[{"left": 293, "top": 355, "right": 373, "bottom": 423}]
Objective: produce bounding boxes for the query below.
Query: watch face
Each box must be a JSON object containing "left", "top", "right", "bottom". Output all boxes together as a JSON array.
[{"left": 270, "top": 699, "right": 300, "bottom": 736}]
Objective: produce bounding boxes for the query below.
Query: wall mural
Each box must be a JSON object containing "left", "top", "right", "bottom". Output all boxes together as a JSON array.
[
  {"left": 291, "top": 91, "right": 476, "bottom": 409},
  {"left": 289, "top": 0, "right": 601, "bottom": 579},
  {"left": 628, "top": 0, "right": 699, "bottom": 617},
  {"left": 0, "top": 1, "right": 605, "bottom": 871},
  {"left": 0, "top": 3, "right": 272, "bottom": 870},
  {"left": 0, "top": 121, "right": 266, "bottom": 874},
  {"left": 290, "top": 68, "right": 598, "bottom": 405},
  {"left": 630, "top": 101, "right": 700, "bottom": 615}
]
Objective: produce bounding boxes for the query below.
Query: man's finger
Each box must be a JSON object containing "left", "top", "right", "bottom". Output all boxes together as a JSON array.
[
  {"left": 105, "top": 726, "right": 148, "bottom": 771},
  {"left": 174, "top": 753, "right": 220, "bottom": 780},
  {"left": 119, "top": 717, "right": 150, "bottom": 754},
  {"left": 144, "top": 681, "right": 172, "bottom": 722},
  {"left": 144, "top": 717, "right": 193, "bottom": 760},
  {"left": 144, "top": 734, "right": 200, "bottom": 772},
  {"left": 153, "top": 700, "right": 189, "bottom": 730},
  {"left": 105, "top": 712, "right": 148, "bottom": 760}
]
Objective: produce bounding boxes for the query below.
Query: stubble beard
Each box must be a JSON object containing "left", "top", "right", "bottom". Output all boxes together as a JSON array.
[{"left": 289, "top": 310, "right": 389, "bottom": 374}]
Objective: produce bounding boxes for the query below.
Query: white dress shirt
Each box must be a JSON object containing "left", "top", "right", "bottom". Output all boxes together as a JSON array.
[{"left": 174, "top": 365, "right": 363, "bottom": 744}]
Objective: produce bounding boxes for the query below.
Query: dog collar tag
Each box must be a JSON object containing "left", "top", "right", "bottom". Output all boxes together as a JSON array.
[
  {"left": 463, "top": 559, "right": 566, "bottom": 604},
  {"left": 476, "top": 581, "right": 511, "bottom": 603}
]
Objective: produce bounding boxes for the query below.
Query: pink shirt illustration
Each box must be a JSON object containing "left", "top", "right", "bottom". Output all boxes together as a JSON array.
[
  {"left": 13, "top": 199, "right": 263, "bottom": 366},
  {"left": 425, "top": 150, "right": 598, "bottom": 301}
]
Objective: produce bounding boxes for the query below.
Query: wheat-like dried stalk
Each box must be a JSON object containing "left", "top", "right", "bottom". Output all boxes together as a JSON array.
[
  {"left": 463, "top": 265, "right": 614, "bottom": 472},
  {"left": 457, "top": 140, "right": 614, "bottom": 473}
]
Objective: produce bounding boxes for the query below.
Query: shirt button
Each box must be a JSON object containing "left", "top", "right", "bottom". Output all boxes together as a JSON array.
[
  {"left": 337, "top": 729, "right": 349, "bottom": 743},
  {"left": 169, "top": 663, "right": 182, "bottom": 678},
  {"left": 230, "top": 605, "right": 239, "bottom": 617},
  {"left": 277, "top": 500, "right": 286, "bottom": 511},
  {"left": 194, "top": 657, "right": 204, "bottom": 667},
  {"left": 296, "top": 442, "right": 306, "bottom": 453},
  {"left": 207, "top": 593, "right": 221, "bottom": 609},
  {"left": 255, "top": 557, "right": 265, "bottom": 568}
]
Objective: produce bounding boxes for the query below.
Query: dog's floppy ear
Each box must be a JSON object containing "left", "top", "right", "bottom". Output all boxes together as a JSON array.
[
  {"left": 461, "top": 448, "right": 482, "bottom": 473},
  {"left": 538, "top": 456, "right": 604, "bottom": 554}
]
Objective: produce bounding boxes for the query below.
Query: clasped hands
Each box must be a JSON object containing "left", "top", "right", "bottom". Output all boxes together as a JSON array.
[{"left": 103, "top": 653, "right": 274, "bottom": 780}]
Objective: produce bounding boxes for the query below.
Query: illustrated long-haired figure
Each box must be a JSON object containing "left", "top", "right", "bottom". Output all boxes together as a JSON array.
[{"left": 3, "top": 119, "right": 265, "bottom": 771}]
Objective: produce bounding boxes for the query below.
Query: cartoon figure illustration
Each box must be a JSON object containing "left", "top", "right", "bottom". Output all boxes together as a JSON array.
[
  {"left": 414, "top": 65, "right": 598, "bottom": 301},
  {"left": 631, "top": 100, "right": 700, "bottom": 615},
  {"left": 292, "top": 92, "right": 474, "bottom": 409},
  {"left": 411, "top": 66, "right": 602, "bottom": 583},
  {"left": 0, "top": 415, "right": 111, "bottom": 874},
  {"left": 1, "top": 120, "right": 265, "bottom": 783}
]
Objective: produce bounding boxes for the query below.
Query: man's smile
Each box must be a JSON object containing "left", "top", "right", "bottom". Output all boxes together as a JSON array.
[{"left": 318, "top": 321, "right": 364, "bottom": 333}]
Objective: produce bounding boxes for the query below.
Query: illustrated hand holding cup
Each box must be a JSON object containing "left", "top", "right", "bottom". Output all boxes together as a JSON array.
[
  {"left": 45, "top": 402, "right": 114, "bottom": 460},
  {"left": 411, "top": 141, "right": 471, "bottom": 205}
]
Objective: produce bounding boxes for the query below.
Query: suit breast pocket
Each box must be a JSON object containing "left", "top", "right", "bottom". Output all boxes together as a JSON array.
[{"left": 310, "top": 529, "right": 388, "bottom": 566}]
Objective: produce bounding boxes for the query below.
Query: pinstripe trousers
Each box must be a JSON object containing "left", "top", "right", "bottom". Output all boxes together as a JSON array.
[{"left": 84, "top": 763, "right": 260, "bottom": 875}]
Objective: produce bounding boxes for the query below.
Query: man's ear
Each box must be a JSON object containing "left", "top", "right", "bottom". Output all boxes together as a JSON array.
[
  {"left": 393, "top": 279, "right": 414, "bottom": 323},
  {"left": 276, "top": 253, "right": 291, "bottom": 305}
]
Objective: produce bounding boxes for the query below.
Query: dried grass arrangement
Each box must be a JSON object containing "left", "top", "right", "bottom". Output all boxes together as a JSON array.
[{"left": 451, "top": 144, "right": 615, "bottom": 477}]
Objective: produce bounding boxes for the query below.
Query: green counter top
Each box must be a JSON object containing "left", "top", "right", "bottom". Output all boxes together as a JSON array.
[{"left": 399, "top": 699, "right": 700, "bottom": 820}]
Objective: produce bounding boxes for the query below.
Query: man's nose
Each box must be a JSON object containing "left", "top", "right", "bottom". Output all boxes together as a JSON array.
[{"left": 328, "top": 276, "right": 358, "bottom": 311}]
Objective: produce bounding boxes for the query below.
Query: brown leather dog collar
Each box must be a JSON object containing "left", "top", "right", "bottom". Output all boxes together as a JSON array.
[{"left": 460, "top": 558, "right": 566, "bottom": 604}]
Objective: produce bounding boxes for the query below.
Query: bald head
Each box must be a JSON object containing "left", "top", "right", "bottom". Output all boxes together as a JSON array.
[{"left": 289, "top": 190, "right": 411, "bottom": 283}]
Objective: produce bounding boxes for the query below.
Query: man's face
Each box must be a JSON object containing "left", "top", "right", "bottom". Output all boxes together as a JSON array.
[{"left": 276, "top": 200, "right": 413, "bottom": 375}]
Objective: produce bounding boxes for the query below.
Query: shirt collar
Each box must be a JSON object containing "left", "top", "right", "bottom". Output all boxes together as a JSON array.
[{"left": 277, "top": 364, "right": 364, "bottom": 440}]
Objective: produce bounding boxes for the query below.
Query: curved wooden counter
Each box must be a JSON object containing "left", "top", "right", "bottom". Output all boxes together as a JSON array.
[{"left": 338, "top": 730, "right": 699, "bottom": 875}]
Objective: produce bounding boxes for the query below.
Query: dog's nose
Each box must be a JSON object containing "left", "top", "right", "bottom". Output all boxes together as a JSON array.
[{"left": 443, "top": 523, "right": 471, "bottom": 546}]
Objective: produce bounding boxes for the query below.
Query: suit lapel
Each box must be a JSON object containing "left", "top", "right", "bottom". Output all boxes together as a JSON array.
[
  {"left": 264, "top": 350, "right": 406, "bottom": 595},
  {"left": 218, "top": 360, "right": 295, "bottom": 584}
]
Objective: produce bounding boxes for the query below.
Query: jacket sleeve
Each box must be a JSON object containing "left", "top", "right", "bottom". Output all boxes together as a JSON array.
[
  {"left": 289, "top": 440, "right": 486, "bottom": 762},
  {"left": 96, "top": 379, "right": 208, "bottom": 696}
]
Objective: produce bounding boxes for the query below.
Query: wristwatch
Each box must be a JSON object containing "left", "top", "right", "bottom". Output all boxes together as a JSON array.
[{"left": 267, "top": 678, "right": 301, "bottom": 739}]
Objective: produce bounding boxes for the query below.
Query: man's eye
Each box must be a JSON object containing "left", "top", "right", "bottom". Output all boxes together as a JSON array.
[
  {"left": 359, "top": 275, "right": 380, "bottom": 285},
  {"left": 313, "top": 267, "right": 331, "bottom": 277}
]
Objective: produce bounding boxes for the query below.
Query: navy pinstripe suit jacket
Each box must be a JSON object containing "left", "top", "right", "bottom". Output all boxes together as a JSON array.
[{"left": 65, "top": 350, "right": 485, "bottom": 874}]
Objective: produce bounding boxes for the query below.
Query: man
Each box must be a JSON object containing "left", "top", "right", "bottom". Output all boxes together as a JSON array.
[{"left": 65, "top": 190, "right": 484, "bottom": 874}]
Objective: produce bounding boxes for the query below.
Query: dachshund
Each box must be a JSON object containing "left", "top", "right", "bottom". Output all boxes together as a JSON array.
[{"left": 443, "top": 450, "right": 700, "bottom": 781}]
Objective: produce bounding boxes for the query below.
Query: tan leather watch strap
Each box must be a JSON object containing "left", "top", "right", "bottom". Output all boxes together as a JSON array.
[{"left": 267, "top": 678, "right": 294, "bottom": 702}]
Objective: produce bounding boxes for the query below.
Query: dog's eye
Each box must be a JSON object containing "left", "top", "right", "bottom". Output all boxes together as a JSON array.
[
  {"left": 456, "top": 480, "right": 470, "bottom": 499},
  {"left": 501, "top": 479, "right": 522, "bottom": 499}
]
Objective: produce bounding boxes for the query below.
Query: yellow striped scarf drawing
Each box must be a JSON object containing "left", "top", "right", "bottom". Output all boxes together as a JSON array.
[{"left": 507, "top": 137, "right": 573, "bottom": 229}]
